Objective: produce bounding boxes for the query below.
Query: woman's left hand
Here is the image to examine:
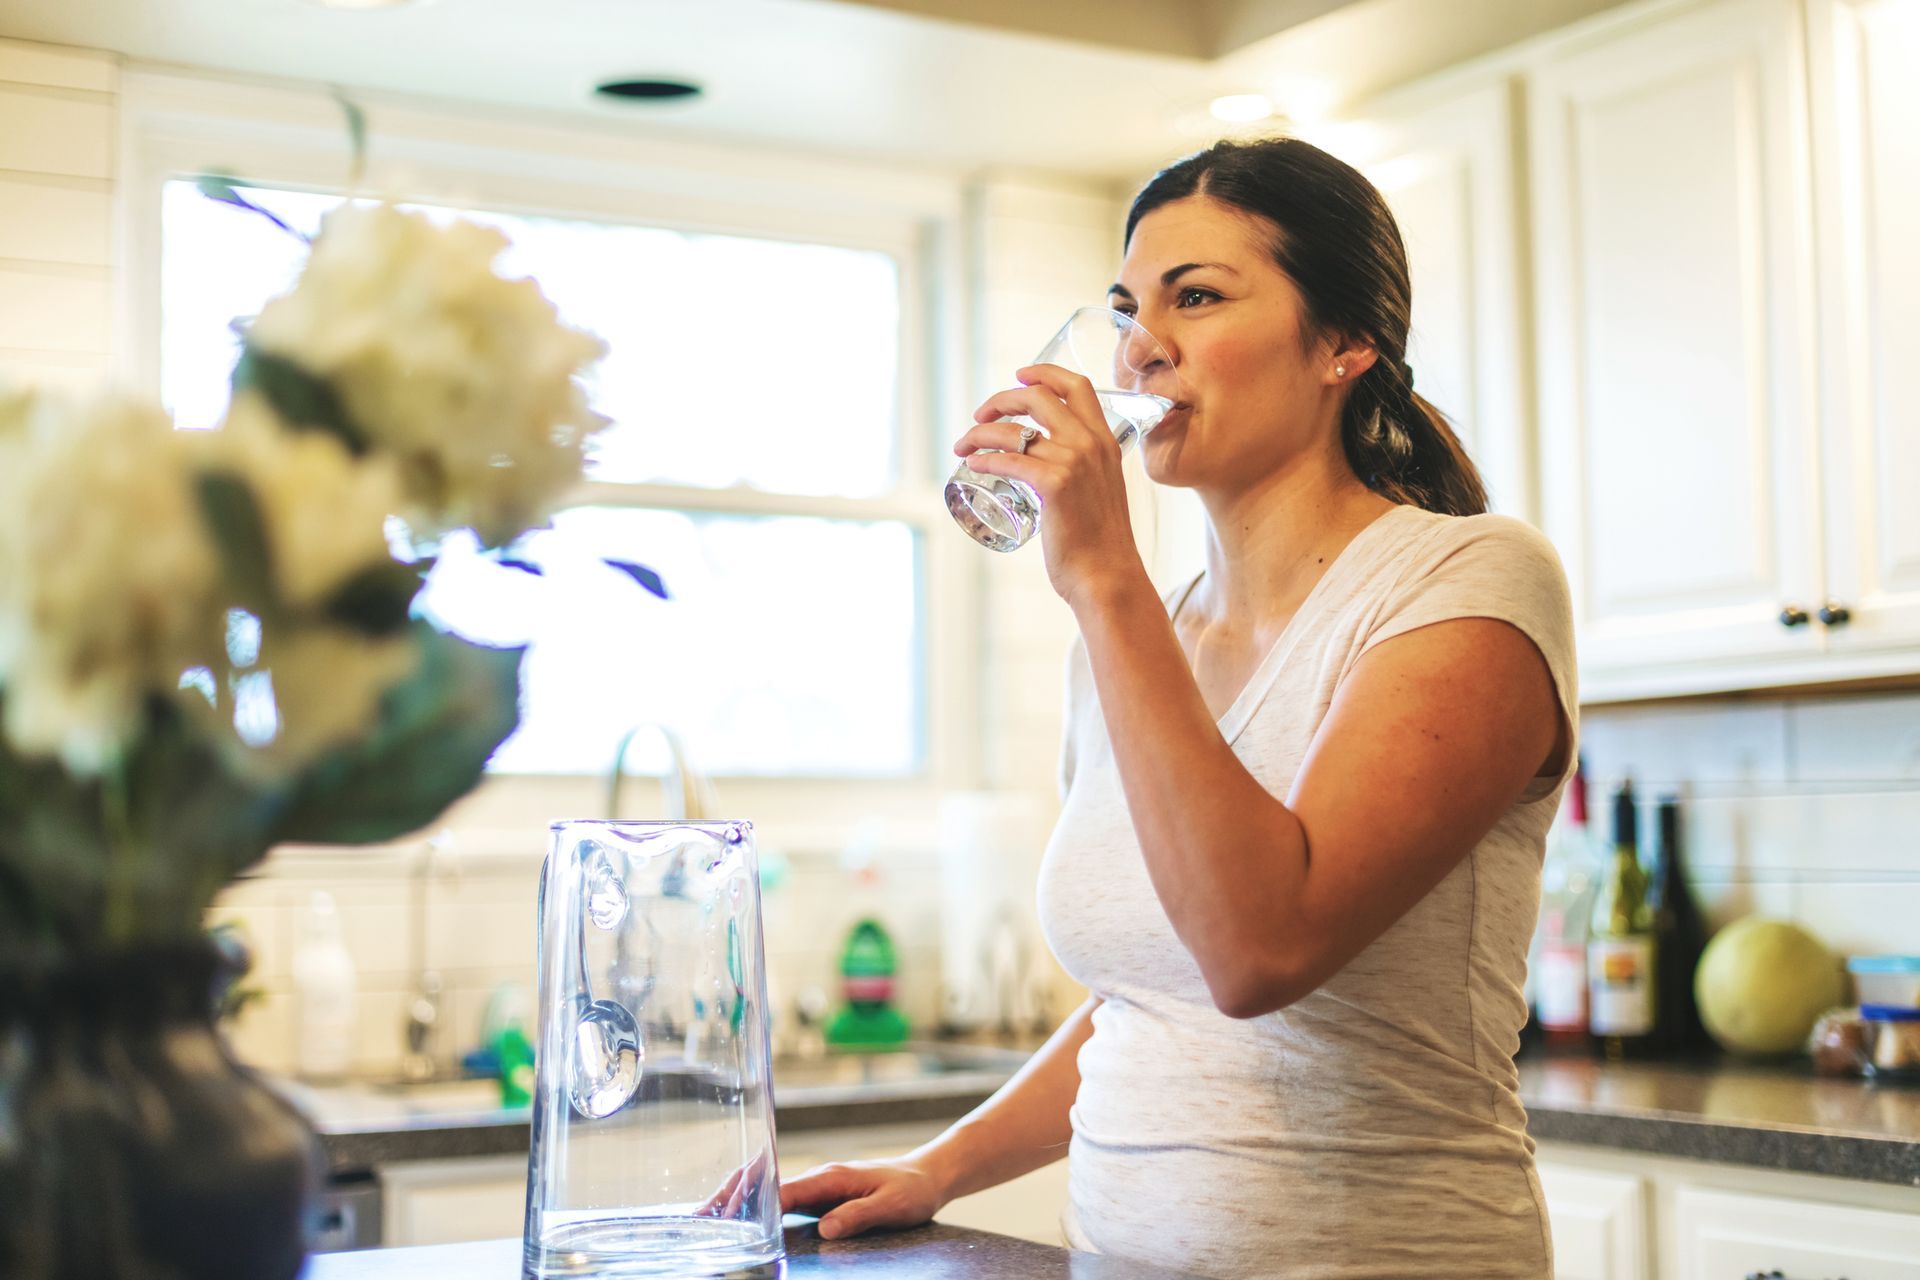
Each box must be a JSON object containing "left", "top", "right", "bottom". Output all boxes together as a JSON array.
[{"left": 954, "top": 363, "right": 1148, "bottom": 609}]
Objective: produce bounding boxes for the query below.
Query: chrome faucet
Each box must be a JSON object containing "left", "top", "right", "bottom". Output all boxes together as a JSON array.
[
  {"left": 606, "top": 723, "right": 716, "bottom": 821},
  {"left": 400, "top": 830, "right": 457, "bottom": 1081},
  {"left": 604, "top": 724, "right": 718, "bottom": 1040}
]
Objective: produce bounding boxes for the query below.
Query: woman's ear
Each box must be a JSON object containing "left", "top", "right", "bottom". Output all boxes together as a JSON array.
[{"left": 1324, "top": 342, "right": 1380, "bottom": 387}]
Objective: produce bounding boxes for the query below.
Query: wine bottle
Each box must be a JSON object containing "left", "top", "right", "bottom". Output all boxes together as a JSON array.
[
  {"left": 1647, "top": 793, "right": 1710, "bottom": 1054},
  {"left": 1588, "top": 780, "right": 1657, "bottom": 1061},
  {"left": 1534, "top": 760, "right": 1598, "bottom": 1053}
]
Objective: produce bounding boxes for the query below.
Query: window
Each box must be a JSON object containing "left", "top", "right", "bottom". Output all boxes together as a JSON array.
[{"left": 160, "top": 180, "right": 928, "bottom": 777}]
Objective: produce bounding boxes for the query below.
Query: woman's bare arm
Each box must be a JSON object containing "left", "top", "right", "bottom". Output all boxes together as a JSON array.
[{"left": 780, "top": 995, "right": 1098, "bottom": 1237}]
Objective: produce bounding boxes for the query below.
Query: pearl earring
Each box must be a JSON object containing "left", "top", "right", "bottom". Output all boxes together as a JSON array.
[{"left": 1334, "top": 364, "right": 1346, "bottom": 377}]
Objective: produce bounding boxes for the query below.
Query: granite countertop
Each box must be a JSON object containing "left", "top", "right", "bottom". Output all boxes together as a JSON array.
[
  {"left": 300, "top": 1221, "right": 1203, "bottom": 1279},
  {"left": 291, "top": 1047, "right": 1920, "bottom": 1188},
  {"left": 1519, "top": 1053, "right": 1920, "bottom": 1186}
]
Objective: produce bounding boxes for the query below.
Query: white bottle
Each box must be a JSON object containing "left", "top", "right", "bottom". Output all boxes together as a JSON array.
[{"left": 293, "top": 891, "right": 358, "bottom": 1081}]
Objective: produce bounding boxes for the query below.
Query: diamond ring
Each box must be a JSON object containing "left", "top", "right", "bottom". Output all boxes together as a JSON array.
[{"left": 1016, "top": 424, "right": 1041, "bottom": 454}]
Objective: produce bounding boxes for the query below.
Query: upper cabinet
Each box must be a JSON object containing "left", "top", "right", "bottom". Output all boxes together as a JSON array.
[
  {"left": 1807, "top": 0, "right": 1920, "bottom": 661},
  {"left": 1321, "top": 82, "right": 1534, "bottom": 521},
  {"left": 1527, "top": 0, "right": 1920, "bottom": 700}
]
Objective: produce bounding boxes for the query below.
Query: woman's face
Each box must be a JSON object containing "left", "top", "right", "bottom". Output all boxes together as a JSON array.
[{"left": 1109, "top": 195, "right": 1345, "bottom": 493}]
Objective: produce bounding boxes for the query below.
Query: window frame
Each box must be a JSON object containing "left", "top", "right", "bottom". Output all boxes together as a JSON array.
[{"left": 119, "top": 67, "right": 983, "bottom": 805}]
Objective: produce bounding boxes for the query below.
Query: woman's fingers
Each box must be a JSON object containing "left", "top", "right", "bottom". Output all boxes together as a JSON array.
[
  {"left": 970, "top": 382, "right": 1102, "bottom": 448},
  {"left": 1016, "top": 363, "right": 1109, "bottom": 435},
  {"left": 952, "top": 420, "right": 1054, "bottom": 460},
  {"left": 697, "top": 1164, "right": 745, "bottom": 1217},
  {"left": 780, "top": 1163, "right": 870, "bottom": 1215}
]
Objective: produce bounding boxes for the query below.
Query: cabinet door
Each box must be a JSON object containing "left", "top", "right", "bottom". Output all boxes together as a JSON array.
[
  {"left": 1674, "top": 1185, "right": 1920, "bottom": 1279},
  {"left": 1808, "top": 0, "right": 1920, "bottom": 661},
  {"left": 1324, "top": 81, "right": 1533, "bottom": 520},
  {"left": 1529, "top": 0, "right": 1825, "bottom": 697},
  {"left": 1535, "top": 1160, "right": 1650, "bottom": 1280},
  {"left": 378, "top": 1155, "right": 527, "bottom": 1247}
]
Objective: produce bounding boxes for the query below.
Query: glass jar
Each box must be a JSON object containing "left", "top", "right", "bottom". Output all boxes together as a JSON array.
[{"left": 524, "top": 821, "right": 782, "bottom": 1278}]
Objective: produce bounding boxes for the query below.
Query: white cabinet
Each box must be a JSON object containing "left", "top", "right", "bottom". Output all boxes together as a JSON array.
[
  {"left": 1807, "top": 0, "right": 1920, "bottom": 662},
  {"left": 1536, "top": 1159, "right": 1651, "bottom": 1280},
  {"left": 1673, "top": 1185, "right": 1920, "bottom": 1279},
  {"left": 379, "top": 1155, "right": 527, "bottom": 1247},
  {"left": 1528, "top": 0, "right": 1920, "bottom": 699},
  {"left": 1322, "top": 81, "right": 1534, "bottom": 520},
  {"left": 1529, "top": 0, "right": 1828, "bottom": 699},
  {"left": 1536, "top": 1140, "right": 1920, "bottom": 1280}
]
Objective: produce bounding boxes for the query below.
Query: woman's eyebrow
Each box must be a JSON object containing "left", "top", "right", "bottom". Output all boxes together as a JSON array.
[{"left": 1108, "top": 262, "right": 1239, "bottom": 300}]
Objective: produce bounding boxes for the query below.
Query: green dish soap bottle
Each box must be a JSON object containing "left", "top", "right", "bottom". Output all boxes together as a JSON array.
[{"left": 826, "top": 919, "right": 910, "bottom": 1052}]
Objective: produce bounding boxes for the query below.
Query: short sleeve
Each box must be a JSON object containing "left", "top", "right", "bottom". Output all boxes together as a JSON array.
[{"left": 1360, "top": 514, "right": 1579, "bottom": 802}]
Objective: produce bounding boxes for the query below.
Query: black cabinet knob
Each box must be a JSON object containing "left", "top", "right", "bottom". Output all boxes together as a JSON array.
[
  {"left": 1779, "top": 605, "right": 1811, "bottom": 628},
  {"left": 1818, "top": 601, "right": 1852, "bottom": 627}
]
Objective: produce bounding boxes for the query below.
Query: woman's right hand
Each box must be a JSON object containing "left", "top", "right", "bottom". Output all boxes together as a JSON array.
[{"left": 779, "top": 1154, "right": 950, "bottom": 1240}]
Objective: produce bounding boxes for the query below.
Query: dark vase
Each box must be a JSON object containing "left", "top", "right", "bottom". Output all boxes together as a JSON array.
[{"left": 0, "top": 940, "right": 322, "bottom": 1280}]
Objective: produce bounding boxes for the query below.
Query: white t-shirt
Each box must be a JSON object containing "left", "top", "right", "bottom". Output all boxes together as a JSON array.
[{"left": 1036, "top": 504, "right": 1578, "bottom": 1280}]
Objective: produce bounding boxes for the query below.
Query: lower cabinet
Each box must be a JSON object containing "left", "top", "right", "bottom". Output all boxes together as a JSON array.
[
  {"left": 1535, "top": 1159, "right": 1651, "bottom": 1280},
  {"left": 1672, "top": 1185, "right": 1920, "bottom": 1279},
  {"left": 378, "top": 1155, "right": 528, "bottom": 1247},
  {"left": 1535, "top": 1140, "right": 1920, "bottom": 1280}
]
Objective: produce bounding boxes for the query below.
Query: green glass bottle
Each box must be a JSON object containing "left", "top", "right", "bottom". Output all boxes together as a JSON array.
[{"left": 1588, "top": 781, "right": 1658, "bottom": 1060}]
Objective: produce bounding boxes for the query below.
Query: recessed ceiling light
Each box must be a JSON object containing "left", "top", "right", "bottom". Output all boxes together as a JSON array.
[
  {"left": 1209, "top": 93, "right": 1275, "bottom": 124},
  {"left": 594, "top": 79, "right": 703, "bottom": 103}
]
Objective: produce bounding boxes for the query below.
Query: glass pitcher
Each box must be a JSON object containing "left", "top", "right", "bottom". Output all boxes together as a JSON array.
[{"left": 524, "top": 820, "right": 782, "bottom": 1279}]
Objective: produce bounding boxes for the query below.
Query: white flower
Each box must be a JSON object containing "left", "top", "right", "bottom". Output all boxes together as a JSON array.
[
  {"left": 211, "top": 395, "right": 408, "bottom": 610},
  {"left": 245, "top": 202, "right": 609, "bottom": 548},
  {"left": 0, "top": 390, "right": 221, "bottom": 773}
]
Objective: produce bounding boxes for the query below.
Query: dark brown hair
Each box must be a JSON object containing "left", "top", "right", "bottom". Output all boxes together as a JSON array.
[{"left": 1125, "top": 137, "right": 1487, "bottom": 517}]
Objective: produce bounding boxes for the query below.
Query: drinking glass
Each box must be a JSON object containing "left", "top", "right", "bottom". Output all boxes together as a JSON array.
[
  {"left": 944, "top": 306, "right": 1179, "bottom": 552},
  {"left": 524, "top": 820, "right": 781, "bottom": 1279}
]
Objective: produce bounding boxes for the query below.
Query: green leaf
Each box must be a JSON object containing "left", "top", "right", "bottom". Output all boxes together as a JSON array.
[
  {"left": 232, "top": 347, "right": 369, "bottom": 454},
  {"left": 325, "top": 560, "right": 425, "bottom": 636},
  {"left": 194, "top": 171, "right": 309, "bottom": 243},
  {"left": 195, "top": 470, "right": 277, "bottom": 610},
  {"left": 267, "top": 624, "right": 524, "bottom": 846}
]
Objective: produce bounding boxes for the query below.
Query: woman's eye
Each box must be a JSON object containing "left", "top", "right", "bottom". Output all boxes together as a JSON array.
[{"left": 1176, "top": 287, "right": 1218, "bottom": 308}]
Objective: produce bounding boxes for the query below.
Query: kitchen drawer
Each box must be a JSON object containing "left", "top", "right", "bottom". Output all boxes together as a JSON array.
[{"left": 1674, "top": 1185, "right": 1920, "bottom": 1279}]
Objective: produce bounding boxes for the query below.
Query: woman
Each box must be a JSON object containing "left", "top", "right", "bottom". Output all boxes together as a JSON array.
[{"left": 782, "top": 137, "right": 1575, "bottom": 1279}]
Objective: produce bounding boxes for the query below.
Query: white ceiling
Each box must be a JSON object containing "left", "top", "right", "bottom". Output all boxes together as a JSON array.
[{"left": 0, "top": 0, "right": 1632, "bottom": 180}]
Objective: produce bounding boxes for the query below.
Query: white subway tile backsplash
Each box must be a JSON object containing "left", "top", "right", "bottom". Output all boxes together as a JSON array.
[
  {"left": 1789, "top": 694, "right": 1920, "bottom": 783},
  {"left": 1789, "top": 881, "right": 1920, "bottom": 961},
  {"left": 0, "top": 349, "right": 109, "bottom": 390},
  {"left": 1577, "top": 700, "right": 1791, "bottom": 788},
  {"left": 0, "top": 178, "right": 112, "bottom": 264},
  {"left": 222, "top": 990, "right": 293, "bottom": 1075},
  {"left": 0, "top": 266, "right": 111, "bottom": 353},
  {"left": 0, "top": 86, "right": 113, "bottom": 179},
  {"left": 1679, "top": 791, "right": 1920, "bottom": 877},
  {"left": 0, "top": 40, "right": 117, "bottom": 93}
]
